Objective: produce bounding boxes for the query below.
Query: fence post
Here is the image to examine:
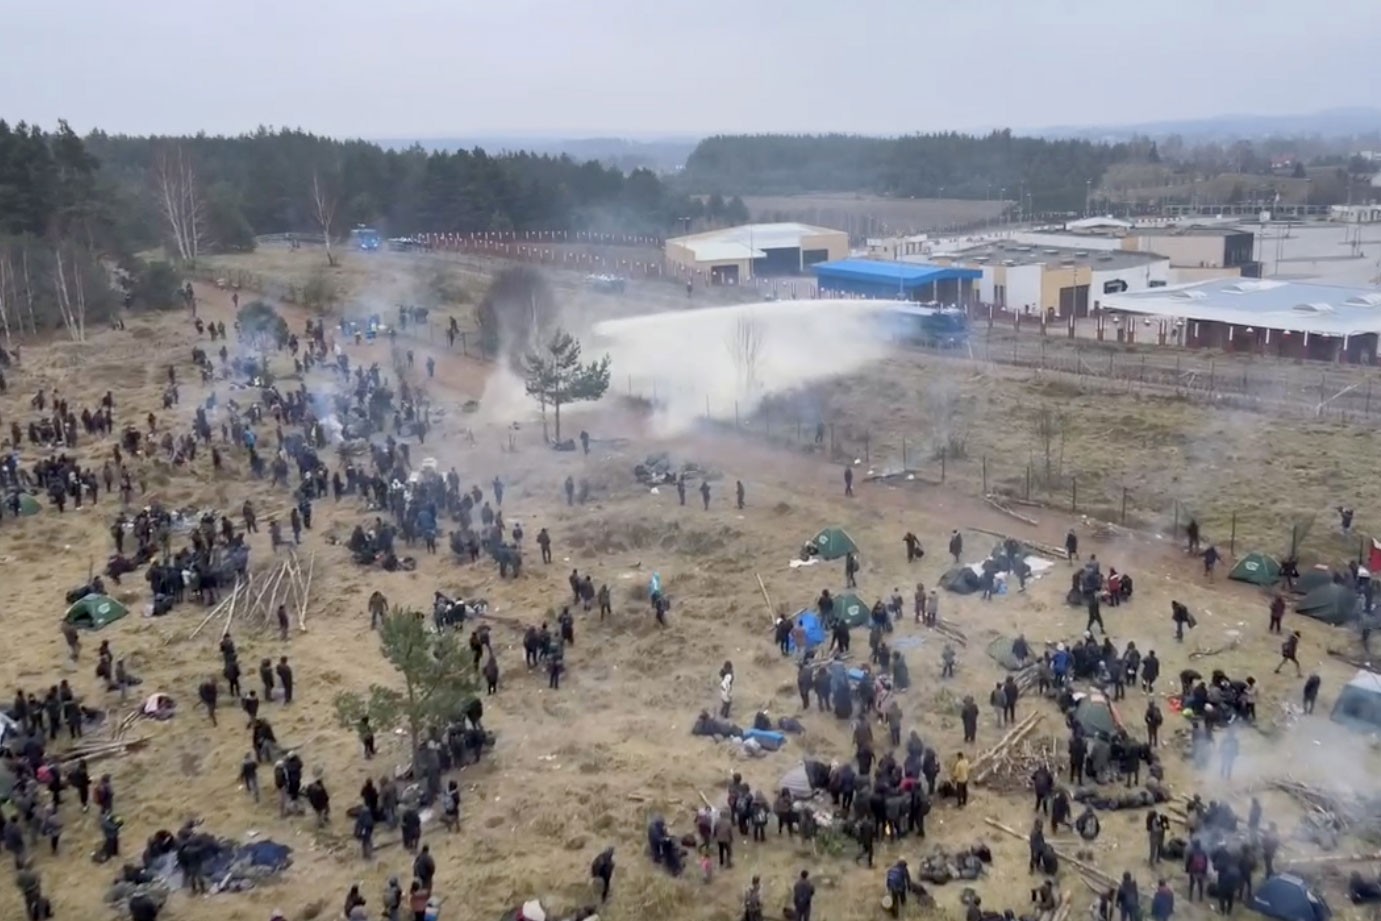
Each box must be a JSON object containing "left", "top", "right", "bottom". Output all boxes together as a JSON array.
[
  {"left": 1173, "top": 500, "right": 1179, "bottom": 537},
  {"left": 1175, "top": 356, "right": 1181, "bottom": 394},
  {"left": 940, "top": 447, "right": 946, "bottom": 483},
  {"left": 982, "top": 455, "right": 988, "bottom": 494},
  {"left": 1071, "top": 477, "right": 1077, "bottom": 513},
  {"left": 1121, "top": 487, "right": 1128, "bottom": 524},
  {"left": 1230, "top": 512, "right": 1237, "bottom": 557},
  {"left": 864, "top": 432, "right": 870, "bottom": 464},
  {"left": 1208, "top": 359, "right": 1215, "bottom": 395},
  {"left": 829, "top": 423, "right": 836, "bottom": 456},
  {"left": 1367, "top": 380, "right": 1373, "bottom": 415},
  {"left": 1025, "top": 464, "right": 1031, "bottom": 500},
  {"left": 1320, "top": 372, "right": 1327, "bottom": 406},
  {"left": 902, "top": 437, "right": 908, "bottom": 469},
  {"left": 1140, "top": 356, "right": 1146, "bottom": 384},
  {"left": 1108, "top": 352, "right": 1115, "bottom": 377}
]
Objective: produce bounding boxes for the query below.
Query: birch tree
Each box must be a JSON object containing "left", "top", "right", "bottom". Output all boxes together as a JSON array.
[
  {"left": 0, "top": 248, "right": 13, "bottom": 346},
  {"left": 725, "top": 313, "right": 764, "bottom": 395},
  {"left": 311, "top": 171, "right": 339, "bottom": 267},
  {"left": 51, "top": 244, "right": 88, "bottom": 342},
  {"left": 152, "top": 145, "right": 205, "bottom": 264}
]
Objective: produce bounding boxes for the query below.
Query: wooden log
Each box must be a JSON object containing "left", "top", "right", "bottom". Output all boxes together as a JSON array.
[
  {"left": 984, "top": 817, "right": 1117, "bottom": 888},
  {"left": 188, "top": 579, "right": 242, "bottom": 640},
  {"left": 298, "top": 552, "right": 315, "bottom": 630},
  {"left": 985, "top": 495, "right": 1039, "bottom": 527},
  {"left": 975, "top": 717, "right": 1044, "bottom": 782},
  {"left": 1279, "top": 850, "right": 1381, "bottom": 867},
  {"left": 972, "top": 712, "right": 1042, "bottom": 777},
  {"left": 755, "top": 573, "right": 776, "bottom": 626},
  {"left": 968, "top": 526, "right": 1066, "bottom": 559}
]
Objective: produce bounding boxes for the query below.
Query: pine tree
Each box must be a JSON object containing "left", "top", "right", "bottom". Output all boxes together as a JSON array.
[{"left": 521, "top": 329, "right": 612, "bottom": 442}]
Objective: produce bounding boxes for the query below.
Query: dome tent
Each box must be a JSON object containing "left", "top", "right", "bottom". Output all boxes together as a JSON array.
[
  {"left": 64, "top": 594, "right": 129, "bottom": 630},
  {"left": 1229, "top": 552, "right": 1281, "bottom": 586}
]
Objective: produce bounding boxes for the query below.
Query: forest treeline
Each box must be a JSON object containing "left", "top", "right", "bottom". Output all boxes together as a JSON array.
[
  {"left": 0, "top": 121, "right": 749, "bottom": 337},
  {"left": 679, "top": 131, "right": 1133, "bottom": 210}
]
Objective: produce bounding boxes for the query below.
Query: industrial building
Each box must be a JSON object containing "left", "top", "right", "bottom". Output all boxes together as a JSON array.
[
  {"left": 999, "top": 223, "right": 1261, "bottom": 281},
  {"left": 664, "top": 222, "right": 849, "bottom": 285},
  {"left": 927, "top": 242, "right": 1170, "bottom": 317},
  {"left": 1102, "top": 278, "right": 1381, "bottom": 362},
  {"left": 812, "top": 259, "right": 981, "bottom": 302}
]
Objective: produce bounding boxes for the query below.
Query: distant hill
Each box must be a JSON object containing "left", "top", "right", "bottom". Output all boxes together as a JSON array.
[
  {"left": 1037, "top": 107, "right": 1381, "bottom": 143},
  {"left": 374, "top": 135, "right": 700, "bottom": 173}
]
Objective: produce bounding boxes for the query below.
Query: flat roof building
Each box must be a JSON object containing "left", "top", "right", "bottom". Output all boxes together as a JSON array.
[
  {"left": 1102, "top": 278, "right": 1381, "bottom": 362},
  {"left": 665, "top": 222, "right": 848, "bottom": 286},
  {"left": 813, "top": 258, "right": 981, "bottom": 303},
  {"left": 927, "top": 241, "right": 1171, "bottom": 317}
]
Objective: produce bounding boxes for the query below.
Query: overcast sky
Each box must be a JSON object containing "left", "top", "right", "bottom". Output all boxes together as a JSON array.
[{"left": 4, "top": 0, "right": 1378, "bottom": 139}]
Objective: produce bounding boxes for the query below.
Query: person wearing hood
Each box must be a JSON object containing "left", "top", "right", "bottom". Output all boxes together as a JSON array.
[
  {"left": 382, "top": 876, "right": 403, "bottom": 921},
  {"left": 591, "top": 846, "right": 615, "bottom": 902},
  {"left": 886, "top": 859, "right": 913, "bottom": 916},
  {"left": 1150, "top": 879, "right": 1174, "bottom": 921},
  {"left": 719, "top": 663, "right": 734, "bottom": 719}
]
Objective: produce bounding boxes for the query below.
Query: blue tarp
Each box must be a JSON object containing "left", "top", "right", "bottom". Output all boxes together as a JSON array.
[
  {"left": 742, "top": 728, "right": 786, "bottom": 751},
  {"left": 788, "top": 610, "right": 826, "bottom": 654}
]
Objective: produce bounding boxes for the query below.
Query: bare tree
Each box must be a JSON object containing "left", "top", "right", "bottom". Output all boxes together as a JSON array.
[
  {"left": 0, "top": 248, "right": 13, "bottom": 346},
  {"left": 20, "top": 246, "right": 37, "bottom": 335},
  {"left": 311, "top": 171, "right": 339, "bottom": 267},
  {"left": 1033, "top": 407, "right": 1066, "bottom": 483},
  {"left": 51, "top": 244, "right": 87, "bottom": 342},
  {"left": 725, "top": 314, "right": 764, "bottom": 395},
  {"left": 152, "top": 145, "right": 205, "bottom": 264}
]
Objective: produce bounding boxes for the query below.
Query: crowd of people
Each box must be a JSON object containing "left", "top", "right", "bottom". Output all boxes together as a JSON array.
[{"left": 0, "top": 282, "right": 1365, "bottom": 921}]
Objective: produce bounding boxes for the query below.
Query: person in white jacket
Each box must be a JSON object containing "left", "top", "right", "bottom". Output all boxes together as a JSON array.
[{"left": 719, "top": 663, "right": 735, "bottom": 718}]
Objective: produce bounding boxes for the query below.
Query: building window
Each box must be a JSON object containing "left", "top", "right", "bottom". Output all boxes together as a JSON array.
[{"left": 1103, "top": 279, "right": 1128, "bottom": 295}]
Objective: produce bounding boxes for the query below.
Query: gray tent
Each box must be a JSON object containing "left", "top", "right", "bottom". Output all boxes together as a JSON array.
[
  {"left": 1330, "top": 670, "right": 1381, "bottom": 732},
  {"left": 1295, "top": 583, "right": 1359, "bottom": 626},
  {"left": 779, "top": 762, "right": 813, "bottom": 799},
  {"left": 986, "top": 635, "right": 1034, "bottom": 671},
  {"left": 1072, "top": 693, "right": 1122, "bottom": 739}
]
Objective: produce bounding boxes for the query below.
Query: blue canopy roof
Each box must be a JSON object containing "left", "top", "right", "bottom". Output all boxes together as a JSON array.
[{"left": 813, "top": 258, "right": 982, "bottom": 287}]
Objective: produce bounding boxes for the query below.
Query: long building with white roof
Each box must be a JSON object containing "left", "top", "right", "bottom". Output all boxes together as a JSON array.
[{"left": 1102, "top": 278, "right": 1381, "bottom": 362}]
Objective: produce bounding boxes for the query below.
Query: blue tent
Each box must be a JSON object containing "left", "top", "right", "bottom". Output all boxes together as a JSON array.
[{"left": 788, "top": 610, "right": 826, "bottom": 654}]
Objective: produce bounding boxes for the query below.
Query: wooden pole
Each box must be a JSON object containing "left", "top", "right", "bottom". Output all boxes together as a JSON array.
[
  {"left": 755, "top": 573, "right": 776, "bottom": 625},
  {"left": 984, "top": 817, "right": 1117, "bottom": 888},
  {"left": 298, "top": 552, "right": 315, "bottom": 630},
  {"left": 189, "top": 578, "right": 241, "bottom": 640}
]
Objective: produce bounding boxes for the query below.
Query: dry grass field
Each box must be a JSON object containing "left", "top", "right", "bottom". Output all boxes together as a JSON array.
[
  {"left": 742, "top": 195, "right": 1008, "bottom": 235},
  {"left": 737, "top": 353, "right": 1380, "bottom": 566},
  {"left": 3, "top": 254, "right": 1379, "bottom": 921}
]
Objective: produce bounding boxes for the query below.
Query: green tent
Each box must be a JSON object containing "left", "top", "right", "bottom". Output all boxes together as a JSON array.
[
  {"left": 810, "top": 526, "right": 858, "bottom": 562},
  {"left": 5, "top": 492, "right": 40, "bottom": 516},
  {"left": 829, "top": 592, "right": 870, "bottom": 628},
  {"left": 1295, "top": 583, "right": 1359, "bottom": 627},
  {"left": 1294, "top": 570, "right": 1335, "bottom": 595},
  {"left": 65, "top": 594, "right": 129, "bottom": 630},
  {"left": 1229, "top": 552, "right": 1281, "bottom": 586}
]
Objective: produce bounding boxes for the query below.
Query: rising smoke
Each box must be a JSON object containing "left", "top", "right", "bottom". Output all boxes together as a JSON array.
[{"left": 590, "top": 299, "right": 897, "bottom": 436}]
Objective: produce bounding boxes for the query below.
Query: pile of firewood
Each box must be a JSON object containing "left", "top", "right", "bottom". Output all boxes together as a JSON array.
[
  {"left": 972, "top": 712, "right": 1044, "bottom": 786},
  {"left": 187, "top": 550, "right": 316, "bottom": 641}
]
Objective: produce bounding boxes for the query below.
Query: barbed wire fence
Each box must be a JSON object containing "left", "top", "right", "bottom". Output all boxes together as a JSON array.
[{"left": 621, "top": 378, "right": 1374, "bottom": 569}]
